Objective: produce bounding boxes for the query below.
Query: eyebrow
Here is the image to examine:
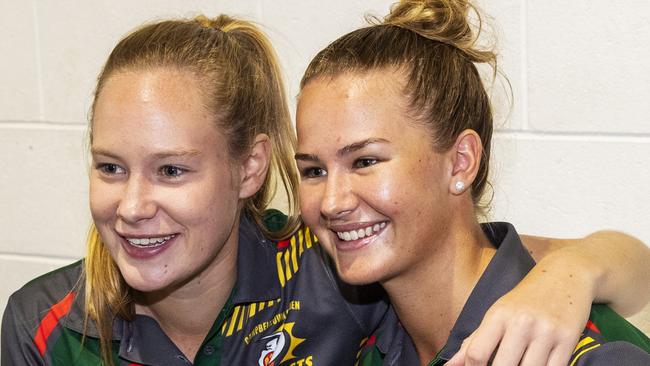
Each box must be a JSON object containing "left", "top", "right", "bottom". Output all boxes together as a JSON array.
[
  {"left": 294, "top": 138, "right": 389, "bottom": 161},
  {"left": 91, "top": 148, "right": 201, "bottom": 159},
  {"left": 337, "top": 138, "right": 388, "bottom": 156}
]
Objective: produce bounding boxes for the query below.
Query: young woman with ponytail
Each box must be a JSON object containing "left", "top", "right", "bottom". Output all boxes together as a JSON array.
[
  {"left": 2, "top": 7, "right": 650, "bottom": 366},
  {"left": 1, "top": 15, "right": 309, "bottom": 365},
  {"left": 296, "top": 1, "right": 650, "bottom": 365}
]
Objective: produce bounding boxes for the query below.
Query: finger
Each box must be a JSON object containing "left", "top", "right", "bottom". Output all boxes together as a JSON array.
[
  {"left": 445, "top": 351, "right": 464, "bottom": 366},
  {"left": 546, "top": 340, "right": 577, "bottom": 366},
  {"left": 519, "top": 337, "right": 554, "bottom": 366},
  {"left": 445, "top": 336, "right": 471, "bottom": 366},
  {"left": 463, "top": 319, "right": 506, "bottom": 366},
  {"left": 489, "top": 325, "right": 528, "bottom": 366}
]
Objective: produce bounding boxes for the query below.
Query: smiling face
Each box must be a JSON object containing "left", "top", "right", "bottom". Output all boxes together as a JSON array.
[
  {"left": 296, "top": 70, "right": 456, "bottom": 285},
  {"left": 90, "top": 68, "right": 243, "bottom": 293}
]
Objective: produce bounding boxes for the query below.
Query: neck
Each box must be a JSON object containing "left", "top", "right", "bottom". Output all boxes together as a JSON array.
[
  {"left": 134, "top": 228, "right": 239, "bottom": 361},
  {"left": 382, "top": 216, "right": 495, "bottom": 364}
]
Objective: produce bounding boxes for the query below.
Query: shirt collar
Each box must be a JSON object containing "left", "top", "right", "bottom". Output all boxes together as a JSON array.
[
  {"left": 231, "top": 215, "right": 282, "bottom": 303},
  {"left": 61, "top": 268, "right": 124, "bottom": 340},
  {"left": 117, "top": 315, "right": 191, "bottom": 365},
  {"left": 437, "top": 222, "right": 535, "bottom": 360},
  {"left": 375, "top": 222, "right": 535, "bottom": 363}
]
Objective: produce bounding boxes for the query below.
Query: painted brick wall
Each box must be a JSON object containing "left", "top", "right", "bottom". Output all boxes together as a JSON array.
[{"left": 1, "top": 0, "right": 648, "bottom": 343}]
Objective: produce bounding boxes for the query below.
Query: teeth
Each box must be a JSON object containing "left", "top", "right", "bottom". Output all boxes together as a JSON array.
[
  {"left": 335, "top": 222, "right": 387, "bottom": 242},
  {"left": 126, "top": 234, "right": 175, "bottom": 248}
]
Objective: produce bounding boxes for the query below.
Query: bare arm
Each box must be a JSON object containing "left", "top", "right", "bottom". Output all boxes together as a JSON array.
[
  {"left": 447, "top": 231, "right": 650, "bottom": 366},
  {"left": 522, "top": 230, "right": 650, "bottom": 316}
]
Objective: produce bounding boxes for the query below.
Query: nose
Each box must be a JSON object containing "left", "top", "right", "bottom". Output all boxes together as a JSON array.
[
  {"left": 320, "top": 170, "right": 358, "bottom": 220},
  {"left": 116, "top": 174, "right": 157, "bottom": 224}
]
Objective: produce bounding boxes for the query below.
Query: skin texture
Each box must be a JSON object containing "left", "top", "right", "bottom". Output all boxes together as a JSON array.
[
  {"left": 89, "top": 67, "right": 270, "bottom": 360},
  {"left": 296, "top": 71, "right": 458, "bottom": 286},
  {"left": 91, "top": 69, "right": 241, "bottom": 294}
]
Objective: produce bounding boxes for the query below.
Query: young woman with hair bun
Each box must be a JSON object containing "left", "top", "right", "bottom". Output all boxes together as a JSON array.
[
  {"left": 296, "top": 0, "right": 650, "bottom": 364},
  {"left": 2, "top": 6, "right": 650, "bottom": 366}
]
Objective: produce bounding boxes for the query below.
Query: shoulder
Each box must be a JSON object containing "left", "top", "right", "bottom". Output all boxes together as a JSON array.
[
  {"left": 570, "top": 339, "right": 650, "bottom": 365},
  {"left": 274, "top": 223, "right": 322, "bottom": 287},
  {"left": 277, "top": 224, "right": 389, "bottom": 334},
  {"left": 2, "top": 260, "right": 83, "bottom": 365},
  {"left": 588, "top": 304, "right": 650, "bottom": 352},
  {"left": 569, "top": 305, "right": 650, "bottom": 365},
  {"left": 6, "top": 260, "right": 83, "bottom": 329}
]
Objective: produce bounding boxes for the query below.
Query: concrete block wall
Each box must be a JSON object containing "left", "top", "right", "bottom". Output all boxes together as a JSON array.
[{"left": 1, "top": 0, "right": 648, "bottom": 342}]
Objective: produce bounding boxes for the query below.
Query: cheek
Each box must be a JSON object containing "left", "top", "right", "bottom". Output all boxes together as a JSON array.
[
  {"left": 181, "top": 175, "right": 240, "bottom": 224},
  {"left": 365, "top": 171, "right": 408, "bottom": 215},
  {"left": 89, "top": 179, "right": 117, "bottom": 221},
  {"left": 298, "top": 184, "right": 322, "bottom": 226}
]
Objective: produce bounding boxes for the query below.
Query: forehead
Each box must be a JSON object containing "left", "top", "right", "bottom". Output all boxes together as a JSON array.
[
  {"left": 94, "top": 67, "right": 208, "bottom": 117},
  {"left": 300, "top": 69, "right": 407, "bottom": 108},
  {"left": 296, "top": 70, "right": 419, "bottom": 144},
  {"left": 91, "top": 68, "right": 224, "bottom": 154}
]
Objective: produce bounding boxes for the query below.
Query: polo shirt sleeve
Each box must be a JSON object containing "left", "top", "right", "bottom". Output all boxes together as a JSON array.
[
  {"left": 1, "top": 293, "right": 46, "bottom": 365},
  {"left": 572, "top": 341, "right": 650, "bottom": 365}
]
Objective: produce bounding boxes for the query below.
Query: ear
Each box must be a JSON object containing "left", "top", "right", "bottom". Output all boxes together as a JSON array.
[
  {"left": 238, "top": 133, "right": 271, "bottom": 199},
  {"left": 449, "top": 129, "right": 483, "bottom": 195}
]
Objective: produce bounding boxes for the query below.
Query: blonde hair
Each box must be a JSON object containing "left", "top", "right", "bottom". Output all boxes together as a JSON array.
[
  {"left": 84, "top": 14, "right": 300, "bottom": 364},
  {"left": 301, "top": 0, "right": 497, "bottom": 208}
]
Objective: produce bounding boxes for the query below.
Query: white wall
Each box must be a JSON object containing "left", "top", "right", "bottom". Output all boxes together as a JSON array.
[{"left": 1, "top": 0, "right": 649, "bottom": 336}]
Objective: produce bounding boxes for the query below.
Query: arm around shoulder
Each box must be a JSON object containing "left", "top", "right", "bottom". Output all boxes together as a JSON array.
[
  {"left": 446, "top": 231, "right": 650, "bottom": 366},
  {"left": 523, "top": 230, "right": 650, "bottom": 316}
]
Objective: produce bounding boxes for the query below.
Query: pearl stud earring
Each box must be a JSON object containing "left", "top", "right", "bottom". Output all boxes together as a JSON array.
[{"left": 455, "top": 181, "right": 465, "bottom": 192}]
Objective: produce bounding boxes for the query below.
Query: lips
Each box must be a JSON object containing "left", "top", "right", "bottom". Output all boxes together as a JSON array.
[
  {"left": 335, "top": 222, "right": 386, "bottom": 241},
  {"left": 329, "top": 221, "right": 387, "bottom": 251},
  {"left": 119, "top": 233, "right": 178, "bottom": 259},
  {"left": 125, "top": 234, "right": 176, "bottom": 248}
]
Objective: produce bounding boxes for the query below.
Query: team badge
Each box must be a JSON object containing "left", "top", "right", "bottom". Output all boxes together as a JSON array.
[{"left": 256, "top": 322, "right": 305, "bottom": 366}]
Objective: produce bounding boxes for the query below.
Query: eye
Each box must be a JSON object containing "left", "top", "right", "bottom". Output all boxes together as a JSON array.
[
  {"left": 96, "top": 163, "right": 125, "bottom": 175},
  {"left": 353, "top": 157, "right": 378, "bottom": 169},
  {"left": 160, "top": 165, "right": 186, "bottom": 178},
  {"left": 300, "top": 166, "right": 327, "bottom": 179}
]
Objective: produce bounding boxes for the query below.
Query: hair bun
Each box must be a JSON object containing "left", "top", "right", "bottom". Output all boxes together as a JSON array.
[
  {"left": 382, "top": 0, "right": 495, "bottom": 64},
  {"left": 194, "top": 14, "right": 237, "bottom": 32}
]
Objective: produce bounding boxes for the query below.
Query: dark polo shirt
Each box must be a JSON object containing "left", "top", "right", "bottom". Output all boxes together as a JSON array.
[
  {"left": 363, "top": 222, "right": 650, "bottom": 366},
  {"left": 2, "top": 215, "right": 388, "bottom": 365}
]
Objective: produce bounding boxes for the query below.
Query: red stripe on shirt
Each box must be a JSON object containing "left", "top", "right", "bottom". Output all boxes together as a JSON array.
[
  {"left": 586, "top": 320, "right": 601, "bottom": 334},
  {"left": 33, "top": 291, "right": 76, "bottom": 356},
  {"left": 365, "top": 334, "right": 377, "bottom": 347},
  {"left": 277, "top": 239, "right": 290, "bottom": 249}
]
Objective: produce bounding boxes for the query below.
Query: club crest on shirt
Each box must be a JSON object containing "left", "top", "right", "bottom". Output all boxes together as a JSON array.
[{"left": 255, "top": 322, "right": 309, "bottom": 366}]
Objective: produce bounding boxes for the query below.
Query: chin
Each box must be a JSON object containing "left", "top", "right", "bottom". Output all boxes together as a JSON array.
[
  {"left": 118, "top": 264, "right": 173, "bottom": 293},
  {"left": 334, "top": 257, "right": 386, "bottom": 286}
]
